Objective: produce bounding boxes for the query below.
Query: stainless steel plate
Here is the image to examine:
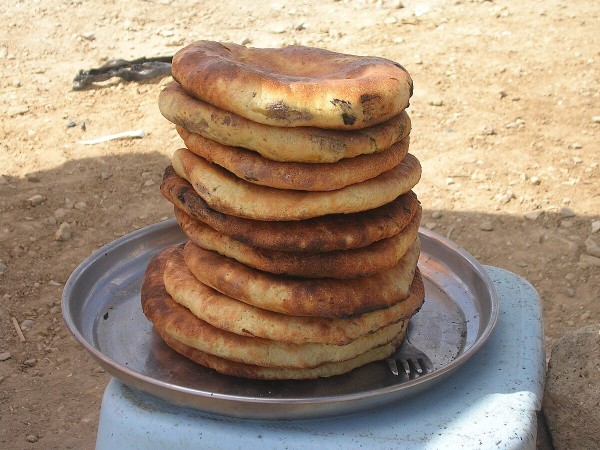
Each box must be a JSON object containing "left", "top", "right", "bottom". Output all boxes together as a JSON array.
[{"left": 62, "top": 219, "right": 498, "bottom": 419}]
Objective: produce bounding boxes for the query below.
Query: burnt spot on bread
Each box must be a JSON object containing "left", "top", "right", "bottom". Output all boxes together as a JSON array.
[
  {"left": 263, "top": 100, "right": 313, "bottom": 122},
  {"left": 359, "top": 93, "right": 383, "bottom": 120},
  {"left": 331, "top": 98, "right": 357, "bottom": 126}
]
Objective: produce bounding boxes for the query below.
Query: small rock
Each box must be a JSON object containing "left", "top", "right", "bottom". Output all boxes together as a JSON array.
[
  {"left": 592, "top": 116, "right": 600, "bottom": 123},
  {"left": 26, "top": 434, "right": 38, "bottom": 443},
  {"left": 0, "top": 175, "right": 9, "bottom": 184},
  {"left": 530, "top": 176, "right": 541, "bottom": 186},
  {"left": 559, "top": 207, "right": 576, "bottom": 218},
  {"left": 27, "top": 194, "right": 46, "bottom": 206},
  {"left": 425, "top": 222, "right": 437, "bottom": 230},
  {"left": 23, "top": 358, "right": 37, "bottom": 367},
  {"left": 446, "top": 177, "right": 455, "bottom": 185},
  {"left": 48, "top": 280, "right": 62, "bottom": 287},
  {"left": 101, "top": 172, "right": 113, "bottom": 181},
  {"left": 564, "top": 287, "right": 575, "bottom": 298},
  {"left": 143, "top": 179, "right": 155, "bottom": 187},
  {"left": 54, "top": 208, "right": 69, "bottom": 220},
  {"left": 82, "top": 31, "right": 95, "bottom": 41},
  {"left": 480, "top": 125, "right": 496, "bottom": 136},
  {"left": 55, "top": 222, "right": 72, "bottom": 241},
  {"left": 0, "top": 352, "right": 11, "bottom": 361},
  {"left": 524, "top": 210, "right": 543, "bottom": 221},
  {"left": 580, "top": 311, "right": 591, "bottom": 321},
  {"left": 240, "top": 37, "right": 251, "bottom": 46},
  {"left": 269, "top": 24, "right": 287, "bottom": 34},
  {"left": 584, "top": 236, "right": 600, "bottom": 258},
  {"left": 0, "top": 259, "right": 7, "bottom": 274},
  {"left": 579, "top": 254, "right": 600, "bottom": 268},
  {"left": 20, "top": 319, "right": 34, "bottom": 331},
  {"left": 480, "top": 221, "right": 494, "bottom": 231},
  {"left": 592, "top": 221, "right": 600, "bottom": 234},
  {"left": 383, "top": 16, "right": 398, "bottom": 24},
  {"left": 568, "top": 142, "right": 583, "bottom": 149},
  {"left": 74, "top": 201, "right": 87, "bottom": 210},
  {"left": 498, "top": 90, "right": 508, "bottom": 99},
  {"left": 26, "top": 174, "right": 40, "bottom": 183},
  {"left": 431, "top": 211, "right": 442, "bottom": 219},
  {"left": 65, "top": 198, "right": 74, "bottom": 209},
  {"left": 543, "top": 325, "right": 600, "bottom": 450},
  {"left": 429, "top": 99, "right": 444, "bottom": 106}
]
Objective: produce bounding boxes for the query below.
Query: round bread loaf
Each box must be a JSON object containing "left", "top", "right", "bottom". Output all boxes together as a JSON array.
[
  {"left": 159, "top": 82, "right": 411, "bottom": 163},
  {"left": 141, "top": 246, "right": 408, "bottom": 369},
  {"left": 177, "top": 126, "right": 410, "bottom": 191},
  {"left": 157, "top": 329, "right": 406, "bottom": 380},
  {"left": 175, "top": 206, "right": 421, "bottom": 279},
  {"left": 182, "top": 239, "right": 420, "bottom": 318},
  {"left": 163, "top": 246, "right": 425, "bottom": 345},
  {"left": 172, "top": 148, "right": 421, "bottom": 221},
  {"left": 171, "top": 40, "right": 413, "bottom": 130},
  {"left": 161, "top": 166, "right": 422, "bottom": 252}
]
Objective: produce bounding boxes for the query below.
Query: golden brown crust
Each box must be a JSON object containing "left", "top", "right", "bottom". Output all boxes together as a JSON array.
[
  {"left": 160, "top": 166, "right": 422, "bottom": 252},
  {"left": 159, "top": 82, "right": 412, "bottom": 163},
  {"left": 182, "top": 239, "right": 421, "bottom": 318},
  {"left": 163, "top": 245, "right": 425, "bottom": 345},
  {"left": 141, "top": 247, "right": 409, "bottom": 368},
  {"left": 172, "top": 148, "right": 421, "bottom": 221},
  {"left": 156, "top": 328, "right": 407, "bottom": 380},
  {"left": 175, "top": 206, "right": 421, "bottom": 279},
  {"left": 178, "top": 125, "right": 410, "bottom": 191},
  {"left": 171, "top": 41, "right": 413, "bottom": 130}
]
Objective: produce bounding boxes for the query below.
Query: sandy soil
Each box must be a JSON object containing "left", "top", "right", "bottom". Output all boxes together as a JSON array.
[{"left": 0, "top": 0, "right": 598, "bottom": 447}]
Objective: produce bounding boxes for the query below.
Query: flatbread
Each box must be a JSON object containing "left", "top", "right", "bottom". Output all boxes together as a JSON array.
[
  {"left": 141, "top": 246, "right": 407, "bottom": 368},
  {"left": 171, "top": 41, "right": 413, "bottom": 130},
  {"left": 164, "top": 246, "right": 424, "bottom": 345},
  {"left": 157, "top": 328, "right": 406, "bottom": 380},
  {"left": 172, "top": 148, "right": 421, "bottom": 220},
  {"left": 161, "top": 166, "right": 421, "bottom": 252},
  {"left": 182, "top": 239, "right": 421, "bottom": 318},
  {"left": 159, "top": 82, "right": 411, "bottom": 163},
  {"left": 175, "top": 206, "right": 421, "bottom": 279},
  {"left": 177, "top": 125, "right": 410, "bottom": 191}
]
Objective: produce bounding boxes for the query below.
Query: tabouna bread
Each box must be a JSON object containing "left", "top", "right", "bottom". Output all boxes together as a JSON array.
[
  {"left": 182, "top": 239, "right": 421, "bottom": 318},
  {"left": 172, "top": 148, "right": 421, "bottom": 221},
  {"left": 142, "top": 246, "right": 408, "bottom": 369},
  {"left": 177, "top": 126, "right": 410, "bottom": 191},
  {"left": 171, "top": 41, "right": 413, "bottom": 130},
  {"left": 161, "top": 166, "right": 422, "bottom": 252},
  {"left": 159, "top": 82, "right": 411, "bottom": 163},
  {"left": 175, "top": 206, "right": 421, "bottom": 279},
  {"left": 163, "top": 246, "right": 425, "bottom": 345},
  {"left": 157, "top": 329, "right": 406, "bottom": 380}
]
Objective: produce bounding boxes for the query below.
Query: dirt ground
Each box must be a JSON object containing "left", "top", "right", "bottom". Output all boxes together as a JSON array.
[{"left": 0, "top": 0, "right": 598, "bottom": 448}]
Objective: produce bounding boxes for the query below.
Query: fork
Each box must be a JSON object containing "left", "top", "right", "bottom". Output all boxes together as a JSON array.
[{"left": 386, "top": 333, "right": 435, "bottom": 377}]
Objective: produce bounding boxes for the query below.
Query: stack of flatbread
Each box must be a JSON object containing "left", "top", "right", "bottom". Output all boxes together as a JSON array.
[{"left": 142, "top": 41, "right": 425, "bottom": 380}]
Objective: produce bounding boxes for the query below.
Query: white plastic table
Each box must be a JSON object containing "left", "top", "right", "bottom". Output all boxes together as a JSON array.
[{"left": 96, "top": 267, "right": 545, "bottom": 449}]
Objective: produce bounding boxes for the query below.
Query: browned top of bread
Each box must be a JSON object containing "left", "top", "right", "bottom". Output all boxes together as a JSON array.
[
  {"left": 160, "top": 165, "right": 422, "bottom": 252},
  {"left": 172, "top": 40, "right": 413, "bottom": 130},
  {"left": 159, "top": 82, "right": 411, "bottom": 163}
]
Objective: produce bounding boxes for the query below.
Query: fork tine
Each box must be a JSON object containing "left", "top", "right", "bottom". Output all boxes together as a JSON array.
[
  {"left": 400, "top": 359, "right": 411, "bottom": 375},
  {"left": 387, "top": 359, "right": 399, "bottom": 376},
  {"left": 412, "top": 359, "right": 423, "bottom": 374}
]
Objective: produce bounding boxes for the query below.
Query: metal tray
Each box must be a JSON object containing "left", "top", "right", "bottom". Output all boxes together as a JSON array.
[{"left": 62, "top": 219, "right": 498, "bottom": 419}]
